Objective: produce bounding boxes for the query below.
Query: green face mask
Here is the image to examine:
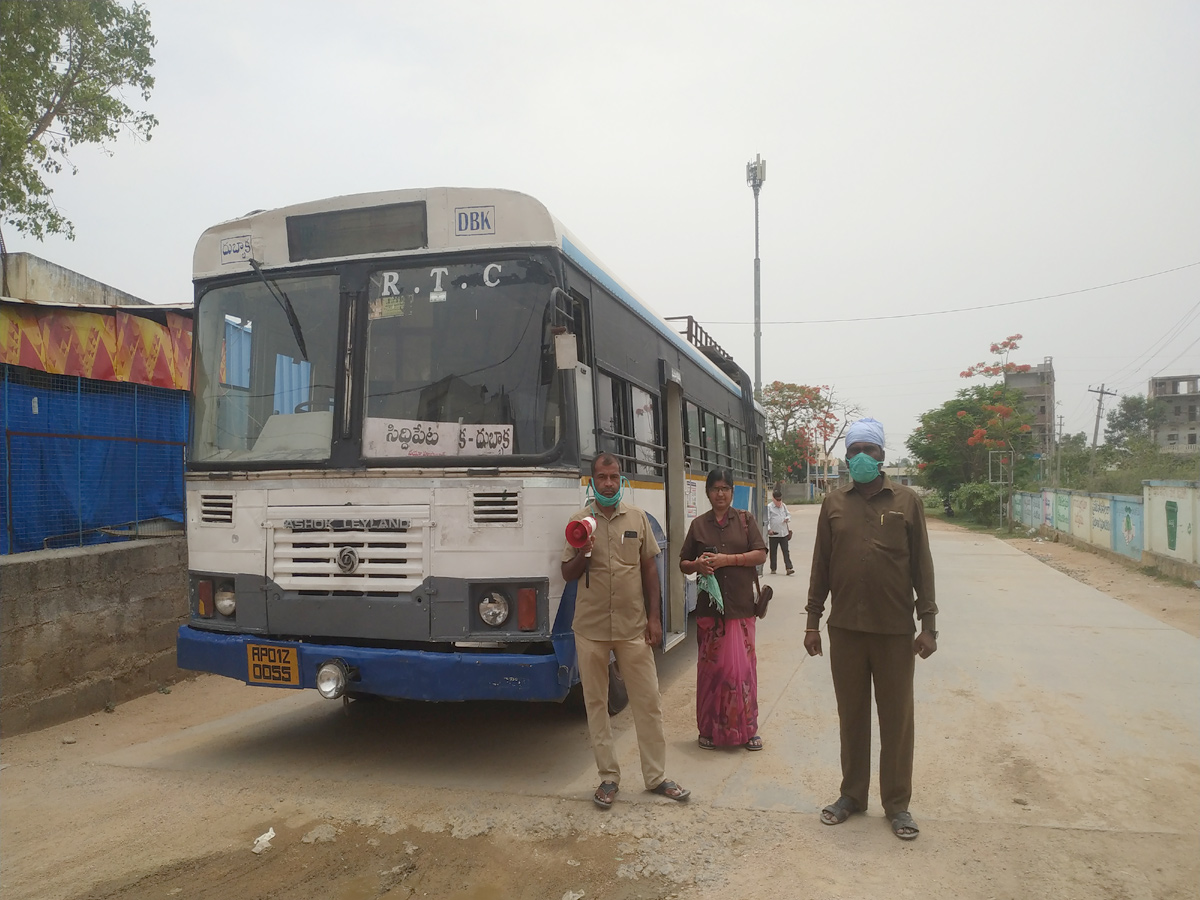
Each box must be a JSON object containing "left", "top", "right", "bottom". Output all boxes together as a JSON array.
[
  {"left": 590, "top": 476, "right": 628, "bottom": 508},
  {"left": 848, "top": 452, "right": 882, "bottom": 484}
]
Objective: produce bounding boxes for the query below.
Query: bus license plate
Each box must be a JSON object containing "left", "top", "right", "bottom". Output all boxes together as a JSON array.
[{"left": 246, "top": 644, "right": 299, "bottom": 687}]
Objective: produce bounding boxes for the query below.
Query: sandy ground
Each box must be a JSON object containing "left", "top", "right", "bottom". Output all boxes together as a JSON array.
[{"left": 2, "top": 512, "right": 1197, "bottom": 900}]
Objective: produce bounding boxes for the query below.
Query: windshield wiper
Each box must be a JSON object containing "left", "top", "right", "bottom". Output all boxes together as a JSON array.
[{"left": 248, "top": 258, "right": 309, "bottom": 362}]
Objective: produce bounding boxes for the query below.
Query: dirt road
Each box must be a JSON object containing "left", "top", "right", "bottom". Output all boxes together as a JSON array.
[{"left": 3, "top": 510, "right": 1197, "bottom": 900}]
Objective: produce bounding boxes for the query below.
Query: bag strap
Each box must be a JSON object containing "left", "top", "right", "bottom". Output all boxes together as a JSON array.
[{"left": 738, "top": 510, "right": 763, "bottom": 600}]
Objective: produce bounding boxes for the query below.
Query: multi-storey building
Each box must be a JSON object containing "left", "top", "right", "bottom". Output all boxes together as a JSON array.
[
  {"left": 1005, "top": 356, "right": 1056, "bottom": 458},
  {"left": 1149, "top": 374, "right": 1200, "bottom": 453}
]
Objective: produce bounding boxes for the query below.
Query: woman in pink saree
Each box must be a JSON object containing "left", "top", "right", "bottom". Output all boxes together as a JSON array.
[{"left": 679, "top": 468, "right": 768, "bottom": 750}]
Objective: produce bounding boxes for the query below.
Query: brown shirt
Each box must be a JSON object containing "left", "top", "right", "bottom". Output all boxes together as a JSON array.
[
  {"left": 806, "top": 477, "right": 937, "bottom": 634},
  {"left": 561, "top": 501, "right": 660, "bottom": 641},
  {"left": 680, "top": 509, "right": 767, "bottom": 619}
]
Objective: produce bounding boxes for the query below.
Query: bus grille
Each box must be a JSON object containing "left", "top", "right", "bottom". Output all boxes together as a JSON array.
[
  {"left": 471, "top": 489, "right": 521, "bottom": 525},
  {"left": 268, "top": 507, "right": 428, "bottom": 593},
  {"left": 199, "top": 493, "right": 234, "bottom": 524}
]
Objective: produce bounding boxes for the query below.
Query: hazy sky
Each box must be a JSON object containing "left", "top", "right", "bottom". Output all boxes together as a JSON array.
[{"left": 10, "top": 0, "right": 1200, "bottom": 457}]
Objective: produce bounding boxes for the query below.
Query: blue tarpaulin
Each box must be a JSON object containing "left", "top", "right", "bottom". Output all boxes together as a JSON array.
[{"left": 1, "top": 365, "right": 188, "bottom": 554}]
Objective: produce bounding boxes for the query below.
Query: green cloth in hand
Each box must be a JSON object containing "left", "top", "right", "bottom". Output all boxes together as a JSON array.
[{"left": 697, "top": 572, "right": 723, "bottom": 614}]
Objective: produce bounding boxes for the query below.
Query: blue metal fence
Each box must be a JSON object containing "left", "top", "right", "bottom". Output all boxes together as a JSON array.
[{"left": 1, "top": 365, "right": 188, "bottom": 554}]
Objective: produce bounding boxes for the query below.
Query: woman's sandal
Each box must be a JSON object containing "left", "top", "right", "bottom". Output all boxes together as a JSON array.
[
  {"left": 745, "top": 735, "right": 763, "bottom": 751},
  {"left": 593, "top": 781, "right": 618, "bottom": 809},
  {"left": 890, "top": 810, "right": 919, "bottom": 840},
  {"left": 650, "top": 780, "right": 691, "bottom": 802},
  {"left": 697, "top": 735, "right": 716, "bottom": 750},
  {"left": 820, "top": 795, "right": 861, "bottom": 825}
]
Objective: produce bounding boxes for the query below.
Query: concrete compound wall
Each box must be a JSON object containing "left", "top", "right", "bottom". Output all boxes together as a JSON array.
[
  {"left": 1016, "top": 482, "right": 1199, "bottom": 581},
  {"left": 0, "top": 537, "right": 190, "bottom": 735},
  {"left": 1144, "top": 481, "right": 1200, "bottom": 580}
]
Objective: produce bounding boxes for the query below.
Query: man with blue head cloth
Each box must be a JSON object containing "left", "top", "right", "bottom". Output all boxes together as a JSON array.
[{"left": 804, "top": 417, "right": 938, "bottom": 840}]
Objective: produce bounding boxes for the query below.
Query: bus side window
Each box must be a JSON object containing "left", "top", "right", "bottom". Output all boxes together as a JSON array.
[
  {"left": 630, "top": 384, "right": 661, "bottom": 476},
  {"left": 703, "top": 410, "right": 718, "bottom": 470},
  {"left": 683, "top": 401, "right": 701, "bottom": 469}
]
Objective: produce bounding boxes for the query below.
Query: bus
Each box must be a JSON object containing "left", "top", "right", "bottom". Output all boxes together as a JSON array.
[{"left": 177, "top": 188, "right": 766, "bottom": 704}]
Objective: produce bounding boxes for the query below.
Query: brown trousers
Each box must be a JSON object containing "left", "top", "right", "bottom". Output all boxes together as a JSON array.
[
  {"left": 828, "top": 626, "right": 915, "bottom": 817},
  {"left": 574, "top": 632, "right": 667, "bottom": 790}
]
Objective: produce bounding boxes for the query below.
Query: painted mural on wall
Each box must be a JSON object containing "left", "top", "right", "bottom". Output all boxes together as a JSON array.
[
  {"left": 1112, "top": 498, "right": 1143, "bottom": 560},
  {"left": 1090, "top": 497, "right": 1111, "bottom": 547},
  {"left": 1071, "top": 495, "right": 1091, "bottom": 540},
  {"left": 1055, "top": 493, "right": 1071, "bottom": 532},
  {"left": 1145, "top": 483, "right": 1195, "bottom": 562}
]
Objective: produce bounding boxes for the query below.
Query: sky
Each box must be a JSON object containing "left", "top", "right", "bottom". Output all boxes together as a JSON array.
[{"left": 9, "top": 0, "right": 1200, "bottom": 459}]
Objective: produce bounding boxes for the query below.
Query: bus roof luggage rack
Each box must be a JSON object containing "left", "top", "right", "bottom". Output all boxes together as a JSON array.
[
  {"left": 665, "top": 315, "right": 759, "bottom": 442},
  {"left": 665, "top": 316, "right": 741, "bottom": 378}
]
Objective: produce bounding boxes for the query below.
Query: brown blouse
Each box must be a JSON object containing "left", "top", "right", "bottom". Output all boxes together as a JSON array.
[{"left": 680, "top": 509, "right": 767, "bottom": 619}]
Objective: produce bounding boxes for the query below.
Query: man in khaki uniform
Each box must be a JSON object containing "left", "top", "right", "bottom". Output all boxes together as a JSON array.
[{"left": 561, "top": 453, "right": 690, "bottom": 808}]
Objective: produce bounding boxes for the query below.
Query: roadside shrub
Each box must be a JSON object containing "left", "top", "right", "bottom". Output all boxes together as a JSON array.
[{"left": 952, "top": 481, "right": 1007, "bottom": 526}]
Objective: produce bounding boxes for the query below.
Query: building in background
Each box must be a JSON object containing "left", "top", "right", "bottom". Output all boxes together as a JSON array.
[
  {"left": 1149, "top": 374, "right": 1200, "bottom": 453},
  {"left": 1005, "top": 356, "right": 1056, "bottom": 462}
]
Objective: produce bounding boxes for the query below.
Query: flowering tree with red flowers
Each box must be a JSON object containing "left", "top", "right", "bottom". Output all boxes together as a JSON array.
[
  {"left": 907, "top": 336, "right": 1037, "bottom": 524},
  {"left": 762, "top": 382, "right": 860, "bottom": 483},
  {"left": 959, "top": 334, "right": 1033, "bottom": 379},
  {"left": 944, "top": 336, "right": 1036, "bottom": 527}
]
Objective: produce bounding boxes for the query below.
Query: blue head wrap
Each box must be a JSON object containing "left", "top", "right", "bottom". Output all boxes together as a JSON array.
[{"left": 844, "top": 417, "right": 885, "bottom": 451}]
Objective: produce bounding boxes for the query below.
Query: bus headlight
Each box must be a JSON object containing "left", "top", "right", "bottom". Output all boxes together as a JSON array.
[
  {"left": 479, "top": 591, "right": 510, "bottom": 627},
  {"left": 316, "top": 660, "right": 348, "bottom": 699},
  {"left": 215, "top": 589, "right": 236, "bottom": 616}
]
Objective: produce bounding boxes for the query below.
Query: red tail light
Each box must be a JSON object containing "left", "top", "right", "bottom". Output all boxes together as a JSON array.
[
  {"left": 517, "top": 588, "right": 537, "bottom": 631},
  {"left": 196, "top": 579, "right": 214, "bottom": 617}
]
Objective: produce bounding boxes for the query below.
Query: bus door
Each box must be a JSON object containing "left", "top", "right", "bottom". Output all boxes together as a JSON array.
[{"left": 658, "top": 362, "right": 687, "bottom": 651}]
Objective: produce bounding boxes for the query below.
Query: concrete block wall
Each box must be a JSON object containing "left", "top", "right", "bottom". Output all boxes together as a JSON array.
[{"left": 1, "top": 537, "right": 190, "bottom": 735}]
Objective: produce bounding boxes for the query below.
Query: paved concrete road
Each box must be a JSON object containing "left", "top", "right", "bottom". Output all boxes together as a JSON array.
[{"left": 3, "top": 506, "right": 1197, "bottom": 899}]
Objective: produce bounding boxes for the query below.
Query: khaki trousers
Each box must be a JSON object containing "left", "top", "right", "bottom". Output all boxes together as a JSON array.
[
  {"left": 828, "top": 626, "right": 915, "bottom": 817},
  {"left": 574, "top": 632, "right": 667, "bottom": 790}
]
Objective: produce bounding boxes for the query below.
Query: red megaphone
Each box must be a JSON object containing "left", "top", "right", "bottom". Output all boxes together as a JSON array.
[{"left": 565, "top": 516, "right": 597, "bottom": 553}]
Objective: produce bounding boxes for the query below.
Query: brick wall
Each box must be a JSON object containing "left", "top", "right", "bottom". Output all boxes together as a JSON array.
[{"left": 0, "top": 537, "right": 190, "bottom": 735}]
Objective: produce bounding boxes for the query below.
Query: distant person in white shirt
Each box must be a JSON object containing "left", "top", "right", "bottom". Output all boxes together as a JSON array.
[{"left": 766, "top": 489, "right": 794, "bottom": 575}]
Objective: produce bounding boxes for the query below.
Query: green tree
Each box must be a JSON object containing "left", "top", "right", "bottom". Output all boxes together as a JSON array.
[
  {"left": 1103, "top": 394, "right": 1165, "bottom": 451},
  {"left": 906, "top": 383, "right": 1034, "bottom": 501},
  {"left": 761, "top": 381, "right": 859, "bottom": 484},
  {"left": 0, "top": 0, "right": 157, "bottom": 241}
]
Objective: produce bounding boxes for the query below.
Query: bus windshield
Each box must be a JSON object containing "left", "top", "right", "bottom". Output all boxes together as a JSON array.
[
  {"left": 191, "top": 274, "right": 341, "bottom": 464},
  {"left": 362, "top": 256, "right": 562, "bottom": 460}
]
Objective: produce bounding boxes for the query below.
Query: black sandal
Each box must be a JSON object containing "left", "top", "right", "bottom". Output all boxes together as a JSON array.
[
  {"left": 890, "top": 810, "right": 919, "bottom": 840},
  {"left": 820, "top": 795, "right": 860, "bottom": 825},
  {"left": 593, "top": 781, "right": 618, "bottom": 809},
  {"left": 650, "top": 780, "right": 691, "bottom": 801}
]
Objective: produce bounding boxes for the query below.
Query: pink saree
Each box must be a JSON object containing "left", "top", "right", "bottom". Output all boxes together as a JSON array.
[{"left": 696, "top": 616, "right": 759, "bottom": 746}]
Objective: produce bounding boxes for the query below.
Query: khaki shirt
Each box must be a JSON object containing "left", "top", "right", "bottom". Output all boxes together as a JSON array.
[
  {"left": 561, "top": 501, "right": 660, "bottom": 641},
  {"left": 806, "top": 476, "right": 937, "bottom": 634}
]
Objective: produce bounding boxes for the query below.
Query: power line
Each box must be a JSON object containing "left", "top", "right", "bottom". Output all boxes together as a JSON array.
[
  {"left": 1153, "top": 332, "right": 1200, "bottom": 376},
  {"left": 702, "top": 260, "right": 1200, "bottom": 326},
  {"left": 1107, "top": 299, "right": 1200, "bottom": 390}
]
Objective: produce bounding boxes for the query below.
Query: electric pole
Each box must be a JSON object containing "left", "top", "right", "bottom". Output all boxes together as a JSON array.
[
  {"left": 1054, "top": 414, "right": 1064, "bottom": 488},
  {"left": 1087, "top": 384, "right": 1118, "bottom": 488},
  {"left": 746, "top": 154, "right": 766, "bottom": 401}
]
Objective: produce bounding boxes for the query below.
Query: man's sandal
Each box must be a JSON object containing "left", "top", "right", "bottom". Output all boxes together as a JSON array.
[
  {"left": 820, "top": 795, "right": 861, "bottom": 825},
  {"left": 650, "top": 780, "right": 691, "bottom": 801},
  {"left": 745, "top": 735, "right": 763, "bottom": 751},
  {"left": 890, "top": 811, "right": 919, "bottom": 840},
  {"left": 593, "top": 781, "right": 618, "bottom": 809}
]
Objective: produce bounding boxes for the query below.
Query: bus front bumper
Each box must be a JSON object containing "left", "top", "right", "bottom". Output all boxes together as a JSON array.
[{"left": 176, "top": 626, "right": 573, "bottom": 702}]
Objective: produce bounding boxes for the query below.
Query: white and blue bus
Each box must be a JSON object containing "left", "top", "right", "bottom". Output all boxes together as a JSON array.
[{"left": 177, "top": 188, "right": 766, "bottom": 703}]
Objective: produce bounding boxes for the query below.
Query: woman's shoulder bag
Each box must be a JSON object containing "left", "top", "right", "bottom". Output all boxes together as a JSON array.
[{"left": 738, "top": 510, "right": 773, "bottom": 618}]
